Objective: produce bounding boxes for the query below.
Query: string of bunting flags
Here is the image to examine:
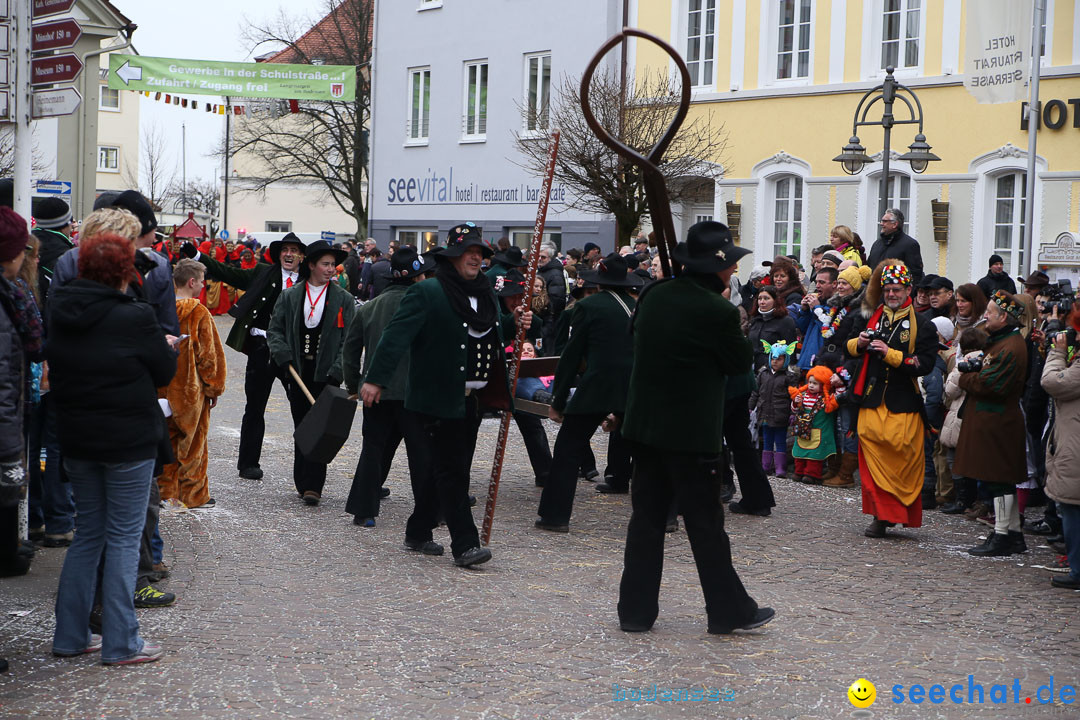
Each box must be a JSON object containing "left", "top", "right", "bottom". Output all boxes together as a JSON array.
[{"left": 132, "top": 90, "right": 308, "bottom": 116}]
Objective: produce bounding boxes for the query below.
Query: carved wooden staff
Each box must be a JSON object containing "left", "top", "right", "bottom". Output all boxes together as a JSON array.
[{"left": 482, "top": 130, "right": 561, "bottom": 547}]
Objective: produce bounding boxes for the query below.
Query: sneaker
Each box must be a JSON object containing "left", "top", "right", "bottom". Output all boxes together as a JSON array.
[
  {"left": 454, "top": 546, "right": 492, "bottom": 568},
  {"left": 134, "top": 585, "right": 176, "bottom": 608},
  {"left": 42, "top": 531, "right": 73, "bottom": 548},
  {"left": 53, "top": 634, "right": 103, "bottom": 657},
  {"left": 191, "top": 498, "right": 216, "bottom": 509},
  {"left": 1033, "top": 556, "right": 1071, "bottom": 574},
  {"left": 1050, "top": 575, "right": 1080, "bottom": 590},
  {"left": 160, "top": 498, "right": 188, "bottom": 513},
  {"left": 353, "top": 516, "right": 376, "bottom": 528},
  {"left": 103, "top": 642, "right": 164, "bottom": 666},
  {"left": 403, "top": 538, "right": 444, "bottom": 555}
]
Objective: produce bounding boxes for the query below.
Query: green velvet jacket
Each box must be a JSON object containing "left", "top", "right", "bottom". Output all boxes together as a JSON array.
[
  {"left": 621, "top": 275, "right": 752, "bottom": 454},
  {"left": 550, "top": 290, "right": 636, "bottom": 415},
  {"left": 266, "top": 281, "right": 356, "bottom": 384},
  {"left": 365, "top": 277, "right": 515, "bottom": 419},
  {"left": 342, "top": 284, "right": 408, "bottom": 398}
]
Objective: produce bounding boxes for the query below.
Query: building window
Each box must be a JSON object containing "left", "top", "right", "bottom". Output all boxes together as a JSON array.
[
  {"left": 462, "top": 60, "right": 488, "bottom": 140},
  {"left": 771, "top": 175, "right": 804, "bottom": 260},
  {"left": 879, "top": 173, "right": 911, "bottom": 220},
  {"left": 776, "top": 0, "right": 812, "bottom": 79},
  {"left": 97, "top": 146, "right": 119, "bottom": 173},
  {"left": 510, "top": 229, "right": 561, "bottom": 251},
  {"left": 265, "top": 221, "right": 292, "bottom": 232},
  {"left": 396, "top": 228, "right": 440, "bottom": 253},
  {"left": 993, "top": 172, "right": 1027, "bottom": 277},
  {"left": 407, "top": 67, "right": 430, "bottom": 143},
  {"left": 523, "top": 53, "right": 551, "bottom": 135},
  {"left": 880, "top": 0, "right": 921, "bottom": 70},
  {"left": 686, "top": 0, "right": 717, "bottom": 88},
  {"left": 99, "top": 86, "right": 120, "bottom": 111}
]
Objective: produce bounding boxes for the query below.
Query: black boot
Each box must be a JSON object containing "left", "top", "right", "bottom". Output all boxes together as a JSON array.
[
  {"left": 939, "top": 500, "right": 966, "bottom": 514},
  {"left": 968, "top": 532, "right": 1013, "bottom": 556},
  {"left": 1008, "top": 530, "right": 1027, "bottom": 554}
]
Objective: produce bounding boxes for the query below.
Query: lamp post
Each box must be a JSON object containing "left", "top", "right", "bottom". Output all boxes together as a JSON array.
[{"left": 833, "top": 66, "right": 940, "bottom": 223}]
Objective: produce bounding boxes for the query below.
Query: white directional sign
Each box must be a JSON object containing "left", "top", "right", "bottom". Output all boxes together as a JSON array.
[
  {"left": 32, "top": 86, "right": 79, "bottom": 118},
  {"left": 114, "top": 59, "right": 140, "bottom": 84}
]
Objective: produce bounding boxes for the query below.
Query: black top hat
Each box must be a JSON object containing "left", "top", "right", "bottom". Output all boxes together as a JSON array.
[
  {"left": 390, "top": 244, "right": 436, "bottom": 280},
  {"left": 267, "top": 232, "right": 306, "bottom": 265},
  {"left": 672, "top": 221, "right": 750, "bottom": 274},
  {"left": 299, "top": 239, "right": 348, "bottom": 277},
  {"left": 1019, "top": 270, "right": 1050, "bottom": 288},
  {"left": 494, "top": 268, "right": 529, "bottom": 297},
  {"left": 440, "top": 222, "right": 493, "bottom": 258},
  {"left": 578, "top": 252, "right": 643, "bottom": 288},
  {"left": 492, "top": 245, "right": 527, "bottom": 268}
]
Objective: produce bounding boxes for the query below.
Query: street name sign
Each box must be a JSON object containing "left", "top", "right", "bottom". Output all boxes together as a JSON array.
[
  {"left": 30, "top": 52, "right": 81, "bottom": 85},
  {"left": 107, "top": 54, "right": 357, "bottom": 102},
  {"left": 32, "top": 86, "right": 79, "bottom": 118},
  {"left": 31, "top": 0, "right": 74, "bottom": 19},
  {"left": 31, "top": 18, "right": 80, "bottom": 51},
  {"left": 35, "top": 180, "right": 71, "bottom": 195}
]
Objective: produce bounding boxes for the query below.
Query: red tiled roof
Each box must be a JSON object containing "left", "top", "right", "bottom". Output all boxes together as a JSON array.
[{"left": 262, "top": 0, "right": 370, "bottom": 66}]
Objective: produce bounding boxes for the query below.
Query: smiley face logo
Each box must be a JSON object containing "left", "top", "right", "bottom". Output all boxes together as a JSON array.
[{"left": 847, "top": 678, "right": 876, "bottom": 708}]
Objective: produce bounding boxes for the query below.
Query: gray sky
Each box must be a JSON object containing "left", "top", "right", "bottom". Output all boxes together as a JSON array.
[{"left": 110, "top": 0, "right": 286, "bottom": 187}]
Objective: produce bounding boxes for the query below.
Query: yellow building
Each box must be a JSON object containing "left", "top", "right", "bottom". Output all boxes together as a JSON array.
[{"left": 632, "top": 0, "right": 1080, "bottom": 284}]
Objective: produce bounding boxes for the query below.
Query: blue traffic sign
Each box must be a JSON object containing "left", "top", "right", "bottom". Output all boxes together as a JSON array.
[
  {"left": 321, "top": 231, "right": 335, "bottom": 242},
  {"left": 36, "top": 180, "right": 71, "bottom": 195},
  {"left": 219, "top": 230, "right": 230, "bottom": 240}
]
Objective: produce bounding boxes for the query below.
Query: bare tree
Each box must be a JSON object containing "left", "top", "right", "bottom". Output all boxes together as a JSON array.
[
  {"left": 0, "top": 126, "right": 51, "bottom": 178},
  {"left": 172, "top": 178, "right": 222, "bottom": 238},
  {"left": 515, "top": 69, "right": 729, "bottom": 244},
  {"left": 229, "top": 0, "right": 371, "bottom": 235},
  {"left": 123, "top": 121, "right": 176, "bottom": 210}
]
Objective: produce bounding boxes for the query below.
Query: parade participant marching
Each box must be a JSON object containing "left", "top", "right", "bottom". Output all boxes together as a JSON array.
[
  {"left": 846, "top": 260, "right": 937, "bottom": 538},
  {"left": 361, "top": 223, "right": 531, "bottom": 568},
  {"left": 267, "top": 241, "right": 355, "bottom": 506},
  {"left": 617, "top": 221, "right": 774, "bottom": 635},
  {"left": 485, "top": 245, "right": 527, "bottom": 284},
  {"left": 342, "top": 246, "right": 441, "bottom": 549},
  {"left": 535, "top": 253, "right": 640, "bottom": 532},
  {"left": 182, "top": 233, "right": 305, "bottom": 480}
]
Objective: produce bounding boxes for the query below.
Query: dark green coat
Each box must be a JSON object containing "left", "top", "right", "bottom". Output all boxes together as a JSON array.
[
  {"left": 485, "top": 264, "right": 509, "bottom": 283},
  {"left": 267, "top": 281, "right": 356, "bottom": 384},
  {"left": 551, "top": 290, "right": 635, "bottom": 415},
  {"left": 622, "top": 275, "right": 752, "bottom": 454},
  {"left": 365, "top": 277, "right": 514, "bottom": 419},
  {"left": 199, "top": 256, "right": 283, "bottom": 354},
  {"left": 343, "top": 284, "right": 408, "bottom": 398}
]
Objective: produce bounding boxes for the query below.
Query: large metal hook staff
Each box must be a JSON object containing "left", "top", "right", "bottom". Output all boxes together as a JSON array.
[{"left": 579, "top": 28, "right": 692, "bottom": 278}]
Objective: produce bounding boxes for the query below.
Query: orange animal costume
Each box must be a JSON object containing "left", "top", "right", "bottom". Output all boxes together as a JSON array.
[{"left": 159, "top": 298, "right": 227, "bottom": 507}]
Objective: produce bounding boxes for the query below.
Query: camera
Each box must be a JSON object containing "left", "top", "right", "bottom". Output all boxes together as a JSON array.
[
  {"left": 864, "top": 326, "right": 889, "bottom": 344},
  {"left": 1041, "top": 280, "right": 1075, "bottom": 316},
  {"left": 957, "top": 356, "right": 983, "bottom": 373}
]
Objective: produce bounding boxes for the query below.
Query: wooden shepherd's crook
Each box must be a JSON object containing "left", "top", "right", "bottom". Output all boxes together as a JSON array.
[{"left": 578, "top": 28, "right": 692, "bottom": 278}]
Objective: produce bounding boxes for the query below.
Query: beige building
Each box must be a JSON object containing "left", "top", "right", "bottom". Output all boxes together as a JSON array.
[{"left": 94, "top": 50, "right": 140, "bottom": 195}]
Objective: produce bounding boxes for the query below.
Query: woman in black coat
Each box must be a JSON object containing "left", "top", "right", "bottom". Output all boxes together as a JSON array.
[
  {"left": 48, "top": 233, "right": 176, "bottom": 666},
  {"left": 747, "top": 286, "right": 798, "bottom": 371}
]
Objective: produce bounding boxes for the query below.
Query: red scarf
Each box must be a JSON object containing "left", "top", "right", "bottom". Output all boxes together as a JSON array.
[{"left": 240, "top": 256, "right": 257, "bottom": 270}]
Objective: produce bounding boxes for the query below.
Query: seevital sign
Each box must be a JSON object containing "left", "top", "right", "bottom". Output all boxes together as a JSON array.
[{"left": 107, "top": 54, "right": 356, "bottom": 102}]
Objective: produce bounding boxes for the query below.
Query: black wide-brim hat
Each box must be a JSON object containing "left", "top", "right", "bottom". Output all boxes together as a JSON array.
[
  {"left": 439, "top": 222, "right": 493, "bottom": 258},
  {"left": 495, "top": 268, "right": 529, "bottom": 297},
  {"left": 578, "top": 252, "right": 643, "bottom": 288},
  {"left": 672, "top": 220, "right": 750, "bottom": 273},
  {"left": 390, "top": 244, "right": 437, "bottom": 280},
  {"left": 267, "top": 232, "right": 307, "bottom": 265},
  {"left": 299, "top": 239, "right": 348, "bottom": 276},
  {"left": 492, "top": 245, "right": 527, "bottom": 268}
]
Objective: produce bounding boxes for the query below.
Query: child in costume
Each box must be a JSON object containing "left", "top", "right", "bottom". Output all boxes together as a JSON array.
[
  {"left": 752, "top": 340, "right": 797, "bottom": 477},
  {"left": 788, "top": 365, "right": 839, "bottom": 484}
]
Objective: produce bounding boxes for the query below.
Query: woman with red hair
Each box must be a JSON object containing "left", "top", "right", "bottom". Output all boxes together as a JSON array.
[{"left": 47, "top": 233, "right": 176, "bottom": 665}]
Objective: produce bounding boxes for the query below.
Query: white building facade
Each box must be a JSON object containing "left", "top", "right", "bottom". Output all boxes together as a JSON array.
[{"left": 368, "top": 0, "right": 625, "bottom": 253}]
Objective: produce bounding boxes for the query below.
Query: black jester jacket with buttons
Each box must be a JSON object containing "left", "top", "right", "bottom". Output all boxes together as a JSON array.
[
  {"left": 365, "top": 277, "right": 514, "bottom": 419},
  {"left": 199, "top": 255, "right": 284, "bottom": 355}
]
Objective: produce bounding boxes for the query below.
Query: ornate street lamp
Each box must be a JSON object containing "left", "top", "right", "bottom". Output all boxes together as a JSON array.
[{"left": 833, "top": 67, "right": 940, "bottom": 220}]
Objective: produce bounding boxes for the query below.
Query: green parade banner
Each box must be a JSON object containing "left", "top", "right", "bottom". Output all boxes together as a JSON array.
[{"left": 107, "top": 54, "right": 356, "bottom": 102}]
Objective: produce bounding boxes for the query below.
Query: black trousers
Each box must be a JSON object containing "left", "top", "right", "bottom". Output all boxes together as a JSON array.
[
  {"left": 618, "top": 443, "right": 758, "bottom": 631},
  {"left": 512, "top": 411, "right": 552, "bottom": 483},
  {"left": 345, "top": 400, "right": 439, "bottom": 542},
  {"left": 285, "top": 365, "right": 330, "bottom": 496},
  {"left": 538, "top": 413, "right": 628, "bottom": 524},
  {"left": 421, "top": 396, "right": 483, "bottom": 558},
  {"left": 237, "top": 337, "right": 289, "bottom": 471},
  {"left": 724, "top": 392, "right": 776, "bottom": 511}
]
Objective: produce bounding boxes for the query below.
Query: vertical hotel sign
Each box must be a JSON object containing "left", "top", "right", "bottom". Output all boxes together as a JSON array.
[{"left": 963, "top": 0, "right": 1033, "bottom": 104}]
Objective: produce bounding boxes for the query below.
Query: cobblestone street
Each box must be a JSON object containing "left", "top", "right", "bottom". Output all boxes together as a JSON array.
[{"left": 0, "top": 317, "right": 1077, "bottom": 719}]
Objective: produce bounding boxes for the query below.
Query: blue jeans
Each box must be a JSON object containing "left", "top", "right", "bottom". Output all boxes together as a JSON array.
[
  {"left": 1059, "top": 502, "right": 1080, "bottom": 582},
  {"left": 53, "top": 458, "right": 155, "bottom": 662},
  {"left": 27, "top": 395, "right": 74, "bottom": 534},
  {"left": 838, "top": 404, "right": 858, "bottom": 454},
  {"left": 761, "top": 424, "right": 787, "bottom": 453}
]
